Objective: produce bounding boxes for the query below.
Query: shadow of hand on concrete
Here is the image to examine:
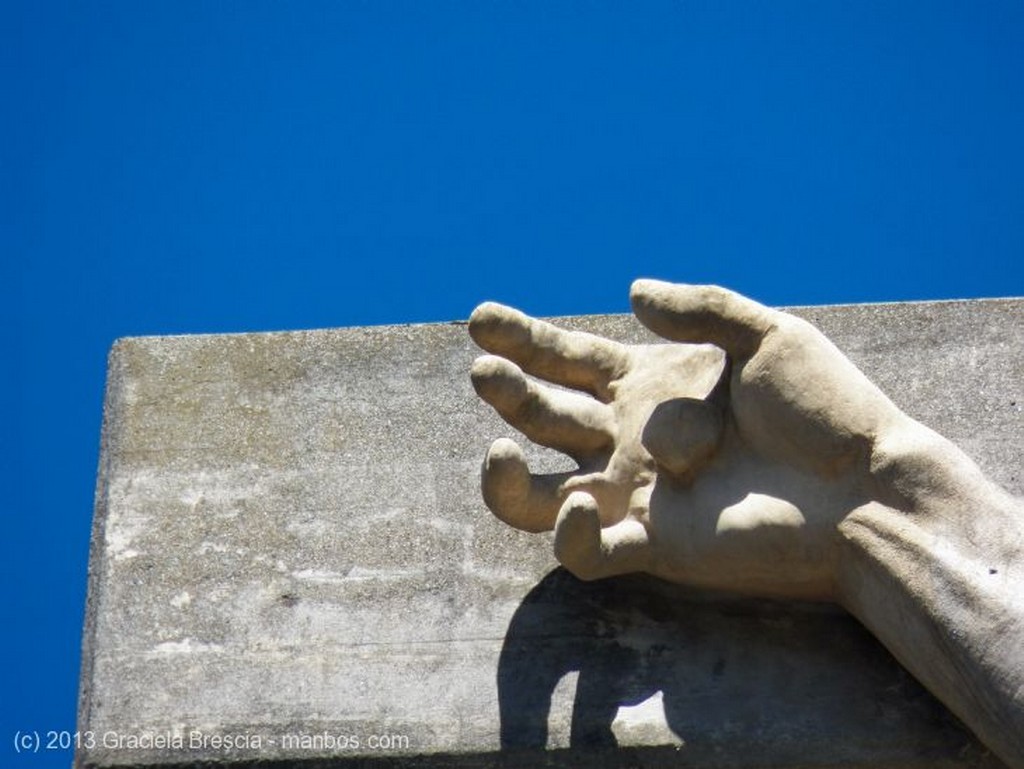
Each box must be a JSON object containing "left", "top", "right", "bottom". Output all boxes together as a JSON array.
[{"left": 497, "top": 568, "right": 983, "bottom": 765}]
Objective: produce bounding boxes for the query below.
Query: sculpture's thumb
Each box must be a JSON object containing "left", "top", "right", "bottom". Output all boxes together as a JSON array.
[{"left": 630, "top": 279, "right": 774, "bottom": 360}]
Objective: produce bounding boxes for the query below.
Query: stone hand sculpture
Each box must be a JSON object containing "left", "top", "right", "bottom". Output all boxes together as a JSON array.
[{"left": 469, "top": 280, "right": 1024, "bottom": 768}]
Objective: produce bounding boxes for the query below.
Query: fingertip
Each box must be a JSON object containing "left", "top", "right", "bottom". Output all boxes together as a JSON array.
[
  {"left": 630, "top": 278, "right": 714, "bottom": 317},
  {"left": 469, "top": 301, "right": 505, "bottom": 327},
  {"left": 629, "top": 279, "right": 706, "bottom": 336},
  {"left": 470, "top": 353, "right": 519, "bottom": 380},
  {"left": 629, "top": 277, "right": 676, "bottom": 306},
  {"left": 629, "top": 279, "right": 657, "bottom": 320},
  {"left": 485, "top": 436, "right": 526, "bottom": 467},
  {"left": 554, "top": 490, "right": 603, "bottom": 580},
  {"left": 482, "top": 438, "right": 559, "bottom": 534},
  {"left": 468, "top": 302, "right": 498, "bottom": 347},
  {"left": 468, "top": 301, "right": 526, "bottom": 350},
  {"left": 482, "top": 437, "right": 530, "bottom": 521},
  {"left": 562, "top": 490, "right": 600, "bottom": 516},
  {"left": 555, "top": 491, "right": 601, "bottom": 543},
  {"left": 470, "top": 355, "right": 528, "bottom": 404}
]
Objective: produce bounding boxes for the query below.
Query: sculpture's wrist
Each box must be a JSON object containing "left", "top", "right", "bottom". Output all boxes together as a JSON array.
[{"left": 866, "top": 418, "right": 999, "bottom": 519}]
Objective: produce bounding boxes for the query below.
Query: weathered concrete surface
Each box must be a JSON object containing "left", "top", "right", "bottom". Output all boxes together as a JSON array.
[{"left": 78, "top": 298, "right": 1023, "bottom": 769}]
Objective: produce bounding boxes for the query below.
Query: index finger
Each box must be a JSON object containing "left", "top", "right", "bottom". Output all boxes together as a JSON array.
[
  {"left": 469, "top": 302, "right": 630, "bottom": 400},
  {"left": 629, "top": 280, "right": 777, "bottom": 360}
]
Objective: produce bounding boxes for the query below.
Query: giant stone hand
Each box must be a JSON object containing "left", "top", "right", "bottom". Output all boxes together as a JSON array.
[
  {"left": 470, "top": 280, "right": 903, "bottom": 600},
  {"left": 470, "top": 279, "right": 1024, "bottom": 767}
]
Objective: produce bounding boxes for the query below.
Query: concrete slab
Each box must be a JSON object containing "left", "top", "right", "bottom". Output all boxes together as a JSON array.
[{"left": 78, "top": 298, "right": 1023, "bottom": 768}]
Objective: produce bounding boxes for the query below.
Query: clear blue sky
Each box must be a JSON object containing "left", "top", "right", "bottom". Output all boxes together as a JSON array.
[{"left": 4, "top": 2, "right": 1023, "bottom": 765}]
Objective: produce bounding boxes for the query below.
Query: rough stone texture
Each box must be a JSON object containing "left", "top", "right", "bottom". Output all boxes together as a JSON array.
[{"left": 78, "top": 298, "right": 1023, "bottom": 769}]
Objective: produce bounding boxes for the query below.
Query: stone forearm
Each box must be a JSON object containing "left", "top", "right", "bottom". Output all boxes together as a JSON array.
[{"left": 837, "top": 499, "right": 1024, "bottom": 768}]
